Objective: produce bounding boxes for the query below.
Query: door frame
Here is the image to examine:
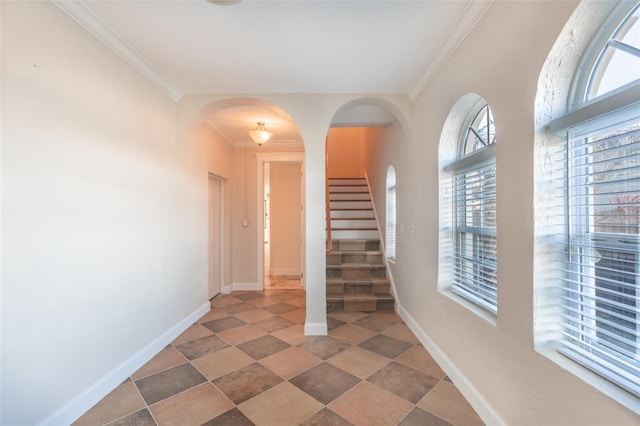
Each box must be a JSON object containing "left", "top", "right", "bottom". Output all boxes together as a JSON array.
[
  {"left": 255, "top": 152, "right": 305, "bottom": 290},
  {"left": 208, "top": 173, "right": 227, "bottom": 298}
]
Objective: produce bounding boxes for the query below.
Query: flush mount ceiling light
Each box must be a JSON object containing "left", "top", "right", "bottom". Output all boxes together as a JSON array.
[{"left": 249, "top": 122, "right": 273, "bottom": 146}]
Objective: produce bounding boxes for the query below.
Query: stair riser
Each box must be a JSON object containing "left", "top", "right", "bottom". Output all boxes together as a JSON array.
[
  {"left": 330, "top": 210, "right": 374, "bottom": 219},
  {"left": 330, "top": 201, "right": 372, "bottom": 209},
  {"left": 326, "top": 282, "right": 391, "bottom": 296},
  {"left": 326, "top": 267, "right": 387, "bottom": 280},
  {"left": 331, "top": 219, "right": 377, "bottom": 228},
  {"left": 329, "top": 186, "right": 369, "bottom": 193},
  {"left": 326, "top": 253, "right": 383, "bottom": 265},
  {"left": 332, "top": 230, "right": 379, "bottom": 239},
  {"left": 344, "top": 301, "right": 377, "bottom": 312},
  {"left": 331, "top": 240, "right": 381, "bottom": 252},
  {"left": 330, "top": 193, "right": 371, "bottom": 201},
  {"left": 326, "top": 299, "right": 395, "bottom": 312},
  {"left": 329, "top": 179, "right": 367, "bottom": 186},
  {"left": 327, "top": 282, "right": 344, "bottom": 295},
  {"left": 344, "top": 268, "right": 386, "bottom": 279}
]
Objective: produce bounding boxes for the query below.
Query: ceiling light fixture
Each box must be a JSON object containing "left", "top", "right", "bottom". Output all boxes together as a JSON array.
[{"left": 249, "top": 122, "right": 273, "bottom": 146}]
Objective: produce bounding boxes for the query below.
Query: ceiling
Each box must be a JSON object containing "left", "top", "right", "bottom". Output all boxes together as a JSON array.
[{"left": 55, "top": 0, "right": 491, "bottom": 147}]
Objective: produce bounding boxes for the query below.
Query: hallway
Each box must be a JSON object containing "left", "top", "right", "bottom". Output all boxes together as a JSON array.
[
  {"left": 265, "top": 275, "right": 302, "bottom": 289},
  {"left": 74, "top": 289, "right": 483, "bottom": 425}
]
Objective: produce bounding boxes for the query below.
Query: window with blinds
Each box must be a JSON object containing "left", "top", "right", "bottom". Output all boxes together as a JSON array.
[
  {"left": 386, "top": 166, "right": 397, "bottom": 261},
  {"left": 453, "top": 161, "right": 497, "bottom": 313},
  {"left": 552, "top": 107, "right": 640, "bottom": 397},
  {"left": 545, "top": 1, "right": 640, "bottom": 397},
  {"left": 445, "top": 101, "right": 498, "bottom": 314}
]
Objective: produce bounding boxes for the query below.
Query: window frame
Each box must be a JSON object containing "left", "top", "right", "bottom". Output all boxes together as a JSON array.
[
  {"left": 546, "top": 1, "right": 640, "bottom": 399},
  {"left": 386, "top": 165, "right": 397, "bottom": 262},
  {"left": 445, "top": 100, "right": 498, "bottom": 316}
]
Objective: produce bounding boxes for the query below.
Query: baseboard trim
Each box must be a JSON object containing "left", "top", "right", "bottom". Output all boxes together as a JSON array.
[
  {"left": 231, "top": 282, "right": 261, "bottom": 291},
  {"left": 41, "top": 302, "right": 210, "bottom": 426},
  {"left": 304, "top": 321, "right": 328, "bottom": 336},
  {"left": 396, "top": 301, "right": 504, "bottom": 426}
]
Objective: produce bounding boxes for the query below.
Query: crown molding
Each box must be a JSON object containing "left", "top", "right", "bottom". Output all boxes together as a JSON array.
[
  {"left": 408, "top": 0, "right": 494, "bottom": 100},
  {"left": 52, "top": 0, "right": 183, "bottom": 102}
]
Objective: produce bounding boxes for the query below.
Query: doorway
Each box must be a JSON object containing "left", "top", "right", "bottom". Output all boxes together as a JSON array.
[
  {"left": 256, "top": 153, "right": 305, "bottom": 290},
  {"left": 208, "top": 174, "right": 226, "bottom": 299},
  {"left": 265, "top": 162, "right": 302, "bottom": 289}
]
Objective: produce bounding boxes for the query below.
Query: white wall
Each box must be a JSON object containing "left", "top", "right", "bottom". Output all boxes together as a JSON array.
[
  {"left": 5, "top": 1, "right": 631, "bottom": 424},
  {"left": 1, "top": 2, "right": 232, "bottom": 424},
  {"left": 178, "top": 93, "right": 412, "bottom": 337},
  {"left": 364, "top": 1, "right": 639, "bottom": 424}
]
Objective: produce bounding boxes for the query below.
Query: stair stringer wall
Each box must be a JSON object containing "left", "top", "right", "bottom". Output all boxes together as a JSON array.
[{"left": 364, "top": 173, "right": 398, "bottom": 305}]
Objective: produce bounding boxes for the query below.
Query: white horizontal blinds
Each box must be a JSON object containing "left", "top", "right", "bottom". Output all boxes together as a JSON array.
[
  {"left": 386, "top": 181, "right": 397, "bottom": 261},
  {"left": 556, "top": 108, "right": 640, "bottom": 397},
  {"left": 452, "top": 160, "right": 498, "bottom": 313}
]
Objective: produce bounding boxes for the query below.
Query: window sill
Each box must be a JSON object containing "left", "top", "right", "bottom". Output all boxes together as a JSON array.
[{"left": 439, "top": 287, "right": 497, "bottom": 327}]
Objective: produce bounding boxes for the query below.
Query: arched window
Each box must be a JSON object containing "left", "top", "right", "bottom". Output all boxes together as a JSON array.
[
  {"left": 545, "top": 2, "right": 640, "bottom": 398},
  {"left": 386, "top": 166, "right": 396, "bottom": 261},
  {"left": 442, "top": 97, "right": 498, "bottom": 315}
]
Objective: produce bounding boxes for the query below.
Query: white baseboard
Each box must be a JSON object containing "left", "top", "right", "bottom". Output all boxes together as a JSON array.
[
  {"left": 41, "top": 302, "right": 210, "bottom": 426},
  {"left": 304, "top": 321, "right": 328, "bottom": 336},
  {"left": 396, "top": 301, "right": 504, "bottom": 426},
  {"left": 231, "top": 282, "right": 261, "bottom": 291}
]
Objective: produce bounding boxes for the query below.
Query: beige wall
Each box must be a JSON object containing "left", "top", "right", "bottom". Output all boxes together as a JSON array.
[
  {"left": 327, "top": 127, "right": 367, "bottom": 178},
  {"left": 364, "top": 1, "right": 638, "bottom": 424},
  {"left": 3, "top": 1, "right": 638, "bottom": 425},
  {"left": 1, "top": 2, "right": 233, "bottom": 424},
  {"left": 269, "top": 163, "right": 302, "bottom": 275}
]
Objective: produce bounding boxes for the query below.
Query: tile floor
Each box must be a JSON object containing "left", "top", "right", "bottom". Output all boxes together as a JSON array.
[
  {"left": 264, "top": 275, "right": 302, "bottom": 289},
  {"left": 73, "top": 289, "right": 484, "bottom": 426}
]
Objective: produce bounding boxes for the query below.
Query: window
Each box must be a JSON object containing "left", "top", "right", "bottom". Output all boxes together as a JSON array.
[
  {"left": 444, "top": 100, "right": 498, "bottom": 314},
  {"left": 386, "top": 166, "right": 397, "bottom": 261},
  {"left": 547, "top": 2, "right": 640, "bottom": 397}
]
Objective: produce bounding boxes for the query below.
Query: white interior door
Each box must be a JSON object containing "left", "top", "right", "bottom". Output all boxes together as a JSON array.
[{"left": 208, "top": 176, "right": 222, "bottom": 299}]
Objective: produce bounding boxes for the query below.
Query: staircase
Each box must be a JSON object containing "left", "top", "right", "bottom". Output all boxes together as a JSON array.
[{"left": 326, "top": 178, "right": 395, "bottom": 312}]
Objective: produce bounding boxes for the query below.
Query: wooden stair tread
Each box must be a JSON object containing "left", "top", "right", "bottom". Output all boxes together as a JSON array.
[{"left": 326, "top": 179, "right": 394, "bottom": 312}]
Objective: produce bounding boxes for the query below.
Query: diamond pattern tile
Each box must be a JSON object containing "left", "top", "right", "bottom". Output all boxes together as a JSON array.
[
  {"left": 358, "top": 334, "right": 413, "bottom": 359},
  {"left": 236, "top": 335, "right": 291, "bottom": 360},
  {"left": 289, "top": 363, "right": 360, "bottom": 404},
  {"left": 73, "top": 289, "right": 484, "bottom": 426},
  {"left": 212, "top": 363, "right": 283, "bottom": 405}
]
